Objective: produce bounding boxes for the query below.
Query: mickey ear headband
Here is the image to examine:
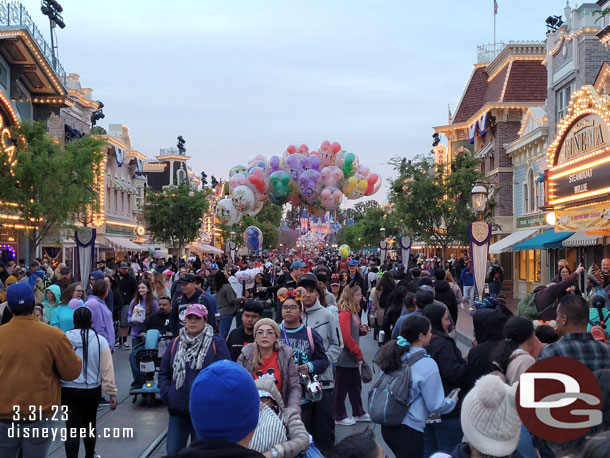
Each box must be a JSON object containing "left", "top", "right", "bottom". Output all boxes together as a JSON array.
[{"left": 277, "top": 287, "right": 305, "bottom": 303}]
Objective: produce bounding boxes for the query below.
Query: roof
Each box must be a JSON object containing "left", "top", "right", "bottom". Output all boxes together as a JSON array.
[{"left": 452, "top": 59, "right": 547, "bottom": 124}]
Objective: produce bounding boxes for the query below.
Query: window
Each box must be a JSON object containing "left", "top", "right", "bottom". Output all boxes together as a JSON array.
[
  {"left": 519, "top": 251, "right": 527, "bottom": 281},
  {"left": 519, "top": 250, "right": 541, "bottom": 283},
  {"left": 556, "top": 82, "right": 574, "bottom": 122},
  {"left": 489, "top": 155, "right": 494, "bottom": 171},
  {"left": 528, "top": 169, "right": 535, "bottom": 213},
  {"left": 523, "top": 183, "right": 529, "bottom": 214}
]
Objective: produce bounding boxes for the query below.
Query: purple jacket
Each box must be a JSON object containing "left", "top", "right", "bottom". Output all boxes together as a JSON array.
[
  {"left": 83, "top": 295, "right": 115, "bottom": 351},
  {"left": 128, "top": 297, "right": 158, "bottom": 337}
]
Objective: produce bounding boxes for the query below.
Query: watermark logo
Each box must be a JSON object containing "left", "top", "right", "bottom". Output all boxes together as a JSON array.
[{"left": 516, "top": 356, "right": 602, "bottom": 442}]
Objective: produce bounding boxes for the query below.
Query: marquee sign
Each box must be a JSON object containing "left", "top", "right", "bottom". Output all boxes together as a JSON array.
[
  {"left": 556, "top": 200, "right": 610, "bottom": 232},
  {"left": 547, "top": 86, "right": 610, "bottom": 207}
]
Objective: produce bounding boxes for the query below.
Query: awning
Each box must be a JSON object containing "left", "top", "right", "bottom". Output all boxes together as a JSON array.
[
  {"left": 512, "top": 229, "right": 574, "bottom": 251},
  {"left": 488, "top": 229, "right": 538, "bottom": 254},
  {"left": 103, "top": 235, "right": 143, "bottom": 251},
  {"left": 562, "top": 232, "right": 603, "bottom": 248},
  {"left": 189, "top": 244, "right": 224, "bottom": 255}
]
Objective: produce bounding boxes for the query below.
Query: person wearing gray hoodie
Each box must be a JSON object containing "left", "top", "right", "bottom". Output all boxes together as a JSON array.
[{"left": 297, "top": 273, "right": 343, "bottom": 454}]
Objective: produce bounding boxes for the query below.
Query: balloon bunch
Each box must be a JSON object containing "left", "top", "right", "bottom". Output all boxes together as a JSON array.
[{"left": 215, "top": 141, "right": 382, "bottom": 226}]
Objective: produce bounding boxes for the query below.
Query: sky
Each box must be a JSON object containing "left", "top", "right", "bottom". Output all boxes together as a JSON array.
[{"left": 23, "top": 0, "right": 563, "bottom": 202}]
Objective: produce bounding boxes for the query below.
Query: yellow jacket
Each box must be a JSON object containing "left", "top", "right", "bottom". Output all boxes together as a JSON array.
[{"left": 0, "top": 315, "right": 82, "bottom": 419}]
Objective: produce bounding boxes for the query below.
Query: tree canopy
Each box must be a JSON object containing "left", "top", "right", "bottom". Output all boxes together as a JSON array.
[
  {"left": 143, "top": 181, "right": 210, "bottom": 252},
  {"left": 388, "top": 151, "right": 491, "bottom": 260},
  {"left": 219, "top": 201, "right": 283, "bottom": 250},
  {"left": 0, "top": 120, "right": 106, "bottom": 249},
  {"left": 336, "top": 201, "right": 398, "bottom": 250}
]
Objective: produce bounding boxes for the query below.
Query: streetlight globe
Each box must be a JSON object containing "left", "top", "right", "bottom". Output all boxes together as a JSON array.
[
  {"left": 545, "top": 211, "right": 556, "bottom": 226},
  {"left": 380, "top": 227, "right": 386, "bottom": 239},
  {"left": 471, "top": 184, "right": 488, "bottom": 213}
]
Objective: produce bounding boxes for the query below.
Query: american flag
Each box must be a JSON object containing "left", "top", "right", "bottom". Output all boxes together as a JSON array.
[{"left": 494, "top": 0, "right": 498, "bottom": 15}]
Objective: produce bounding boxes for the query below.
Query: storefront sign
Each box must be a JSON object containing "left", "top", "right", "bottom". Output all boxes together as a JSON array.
[
  {"left": 556, "top": 201, "right": 610, "bottom": 232},
  {"left": 516, "top": 214, "right": 547, "bottom": 229},
  {"left": 550, "top": 159, "right": 610, "bottom": 203},
  {"left": 556, "top": 114, "right": 610, "bottom": 165}
]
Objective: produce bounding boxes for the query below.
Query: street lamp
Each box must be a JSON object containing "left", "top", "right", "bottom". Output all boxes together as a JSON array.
[
  {"left": 471, "top": 184, "right": 488, "bottom": 217},
  {"left": 468, "top": 183, "right": 492, "bottom": 303},
  {"left": 380, "top": 227, "right": 386, "bottom": 239},
  {"left": 379, "top": 227, "right": 388, "bottom": 264}
]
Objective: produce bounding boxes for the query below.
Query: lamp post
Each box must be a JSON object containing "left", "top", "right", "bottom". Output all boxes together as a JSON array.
[{"left": 468, "top": 183, "right": 492, "bottom": 302}]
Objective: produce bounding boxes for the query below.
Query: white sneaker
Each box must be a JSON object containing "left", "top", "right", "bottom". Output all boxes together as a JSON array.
[
  {"left": 468, "top": 306, "right": 474, "bottom": 312},
  {"left": 335, "top": 417, "right": 356, "bottom": 426},
  {"left": 354, "top": 413, "right": 371, "bottom": 422}
]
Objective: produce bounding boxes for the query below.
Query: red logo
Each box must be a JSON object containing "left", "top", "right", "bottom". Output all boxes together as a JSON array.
[{"left": 516, "top": 357, "right": 602, "bottom": 442}]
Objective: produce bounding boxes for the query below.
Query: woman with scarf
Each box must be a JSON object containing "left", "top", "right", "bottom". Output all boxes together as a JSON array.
[{"left": 159, "top": 303, "right": 230, "bottom": 455}]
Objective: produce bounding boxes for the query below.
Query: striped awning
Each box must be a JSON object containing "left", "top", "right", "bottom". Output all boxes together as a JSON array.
[
  {"left": 103, "top": 235, "right": 143, "bottom": 251},
  {"left": 562, "top": 232, "right": 603, "bottom": 248}
]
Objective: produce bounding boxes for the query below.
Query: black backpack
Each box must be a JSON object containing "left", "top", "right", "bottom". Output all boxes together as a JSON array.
[{"left": 367, "top": 351, "right": 427, "bottom": 426}]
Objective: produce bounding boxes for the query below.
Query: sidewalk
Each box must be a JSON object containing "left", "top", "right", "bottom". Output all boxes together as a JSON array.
[{"left": 454, "top": 297, "right": 518, "bottom": 347}]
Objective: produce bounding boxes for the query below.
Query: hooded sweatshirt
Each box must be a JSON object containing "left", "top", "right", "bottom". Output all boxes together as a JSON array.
[
  {"left": 464, "top": 309, "right": 507, "bottom": 393},
  {"left": 434, "top": 280, "right": 458, "bottom": 324},
  {"left": 302, "top": 300, "right": 343, "bottom": 389},
  {"left": 51, "top": 298, "right": 79, "bottom": 333},
  {"left": 61, "top": 328, "right": 117, "bottom": 396},
  {"left": 42, "top": 284, "right": 61, "bottom": 324},
  {"left": 83, "top": 295, "right": 115, "bottom": 351}
]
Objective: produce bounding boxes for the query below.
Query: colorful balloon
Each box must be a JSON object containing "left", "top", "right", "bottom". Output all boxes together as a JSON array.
[
  {"left": 286, "top": 144, "right": 297, "bottom": 155},
  {"left": 340, "top": 152, "right": 358, "bottom": 178},
  {"left": 339, "top": 244, "right": 351, "bottom": 258},
  {"left": 229, "top": 172, "right": 248, "bottom": 192},
  {"left": 330, "top": 141, "right": 342, "bottom": 154},
  {"left": 298, "top": 144, "right": 309, "bottom": 154},
  {"left": 320, "top": 140, "right": 331, "bottom": 151},
  {"left": 244, "top": 226, "right": 264, "bottom": 251},
  {"left": 231, "top": 185, "right": 256, "bottom": 212},
  {"left": 319, "top": 186, "right": 343, "bottom": 211},
  {"left": 269, "top": 170, "right": 292, "bottom": 205},
  {"left": 247, "top": 167, "right": 268, "bottom": 195},
  {"left": 229, "top": 165, "right": 247, "bottom": 177},
  {"left": 267, "top": 155, "right": 283, "bottom": 174},
  {"left": 306, "top": 154, "right": 321, "bottom": 172},
  {"left": 365, "top": 173, "right": 382, "bottom": 196},
  {"left": 297, "top": 169, "right": 323, "bottom": 205},
  {"left": 342, "top": 175, "right": 368, "bottom": 199},
  {"left": 215, "top": 199, "right": 239, "bottom": 225},
  {"left": 244, "top": 200, "right": 264, "bottom": 216},
  {"left": 321, "top": 166, "right": 344, "bottom": 188},
  {"left": 284, "top": 153, "right": 308, "bottom": 180}
]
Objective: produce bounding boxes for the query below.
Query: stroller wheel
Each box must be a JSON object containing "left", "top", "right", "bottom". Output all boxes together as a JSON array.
[
  {"left": 145, "top": 393, "right": 154, "bottom": 407},
  {"left": 132, "top": 395, "right": 137, "bottom": 403}
]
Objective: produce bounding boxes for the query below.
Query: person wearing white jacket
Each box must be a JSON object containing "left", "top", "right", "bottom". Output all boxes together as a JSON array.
[
  {"left": 61, "top": 306, "right": 118, "bottom": 458},
  {"left": 297, "top": 273, "right": 343, "bottom": 455}
]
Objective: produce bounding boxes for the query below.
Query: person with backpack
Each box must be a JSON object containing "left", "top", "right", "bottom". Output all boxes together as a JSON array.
[
  {"left": 373, "top": 315, "right": 458, "bottom": 458},
  {"left": 61, "top": 307, "right": 118, "bottom": 458},
  {"left": 588, "top": 295, "right": 610, "bottom": 344},
  {"left": 421, "top": 303, "right": 468, "bottom": 457},
  {"left": 486, "top": 260, "right": 504, "bottom": 299},
  {"left": 276, "top": 287, "right": 330, "bottom": 440},
  {"left": 518, "top": 264, "right": 584, "bottom": 321},
  {"left": 159, "top": 303, "right": 230, "bottom": 455}
]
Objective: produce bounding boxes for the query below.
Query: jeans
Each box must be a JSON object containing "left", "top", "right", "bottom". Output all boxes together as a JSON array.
[
  {"left": 334, "top": 366, "right": 365, "bottom": 420},
  {"left": 219, "top": 314, "right": 234, "bottom": 339},
  {"left": 0, "top": 419, "right": 53, "bottom": 458},
  {"left": 381, "top": 424, "right": 423, "bottom": 458},
  {"left": 463, "top": 285, "right": 475, "bottom": 308},
  {"left": 129, "top": 341, "right": 146, "bottom": 387},
  {"left": 423, "top": 416, "right": 463, "bottom": 457},
  {"left": 301, "top": 388, "right": 335, "bottom": 453},
  {"left": 61, "top": 385, "right": 101, "bottom": 458},
  {"left": 489, "top": 281, "right": 501, "bottom": 298},
  {"left": 166, "top": 414, "right": 196, "bottom": 455},
  {"left": 518, "top": 424, "right": 538, "bottom": 458}
]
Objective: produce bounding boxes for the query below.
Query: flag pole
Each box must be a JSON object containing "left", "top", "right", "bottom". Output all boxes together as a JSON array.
[{"left": 493, "top": 1, "right": 497, "bottom": 58}]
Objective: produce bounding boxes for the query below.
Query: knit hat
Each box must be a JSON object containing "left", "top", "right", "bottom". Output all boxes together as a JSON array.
[
  {"left": 460, "top": 374, "right": 521, "bottom": 457},
  {"left": 254, "top": 318, "right": 281, "bottom": 339},
  {"left": 90, "top": 270, "right": 104, "bottom": 281},
  {"left": 189, "top": 360, "right": 260, "bottom": 443}
]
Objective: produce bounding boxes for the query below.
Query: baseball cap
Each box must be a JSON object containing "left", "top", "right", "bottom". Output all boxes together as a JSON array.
[
  {"left": 179, "top": 274, "right": 197, "bottom": 283},
  {"left": 210, "top": 263, "right": 219, "bottom": 270},
  {"left": 330, "top": 277, "right": 341, "bottom": 286},
  {"left": 417, "top": 284, "right": 436, "bottom": 296},
  {"left": 296, "top": 272, "right": 318, "bottom": 289},
  {"left": 119, "top": 262, "right": 129, "bottom": 268},
  {"left": 185, "top": 303, "right": 208, "bottom": 318},
  {"left": 348, "top": 259, "right": 358, "bottom": 266},
  {"left": 290, "top": 260, "right": 306, "bottom": 270},
  {"left": 7, "top": 282, "right": 35, "bottom": 308},
  {"left": 60, "top": 266, "right": 71, "bottom": 275},
  {"left": 265, "top": 262, "right": 272, "bottom": 269}
]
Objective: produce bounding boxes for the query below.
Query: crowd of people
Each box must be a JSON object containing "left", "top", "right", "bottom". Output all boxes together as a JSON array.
[{"left": 1, "top": 250, "right": 610, "bottom": 457}]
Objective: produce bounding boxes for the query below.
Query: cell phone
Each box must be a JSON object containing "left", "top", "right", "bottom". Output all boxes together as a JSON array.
[{"left": 447, "top": 388, "right": 460, "bottom": 399}]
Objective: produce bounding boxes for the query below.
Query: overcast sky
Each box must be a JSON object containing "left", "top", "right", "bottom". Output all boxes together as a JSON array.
[{"left": 26, "top": 0, "right": 561, "bottom": 202}]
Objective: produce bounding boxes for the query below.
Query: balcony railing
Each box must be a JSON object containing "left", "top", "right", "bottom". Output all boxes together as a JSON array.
[{"left": 0, "top": 1, "right": 66, "bottom": 83}]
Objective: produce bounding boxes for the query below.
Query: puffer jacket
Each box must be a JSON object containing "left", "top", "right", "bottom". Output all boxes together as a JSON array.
[
  {"left": 252, "top": 378, "right": 310, "bottom": 458},
  {"left": 238, "top": 343, "right": 301, "bottom": 411}
]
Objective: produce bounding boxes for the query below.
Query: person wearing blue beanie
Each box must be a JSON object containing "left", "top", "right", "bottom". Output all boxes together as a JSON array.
[{"left": 164, "top": 360, "right": 264, "bottom": 457}]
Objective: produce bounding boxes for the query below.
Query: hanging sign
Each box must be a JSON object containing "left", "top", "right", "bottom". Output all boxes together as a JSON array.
[
  {"left": 115, "top": 147, "right": 125, "bottom": 167},
  {"left": 556, "top": 114, "right": 610, "bottom": 165},
  {"left": 556, "top": 201, "right": 610, "bottom": 232}
]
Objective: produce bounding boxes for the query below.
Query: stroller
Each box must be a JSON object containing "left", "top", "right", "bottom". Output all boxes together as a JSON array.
[{"left": 129, "top": 329, "right": 169, "bottom": 406}]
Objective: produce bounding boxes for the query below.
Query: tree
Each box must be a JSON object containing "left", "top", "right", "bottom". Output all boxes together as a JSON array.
[
  {"left": 0, "top": 120, "right": 106, "bottom": 251},
  {"left": 218, "top": 202, "right": 283, "bottom": 250},
  {"left": 143, "top": 181, "right": 210, "bottom": 255},
  {"left": 284, "top": 204, "right": 302, "bottom": 229},
  {"left": 388, "top": 151, "right": 493, "bottom": 262},
  {"left": 336, "top": 201, "right": 399, "bottom": 250}
]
